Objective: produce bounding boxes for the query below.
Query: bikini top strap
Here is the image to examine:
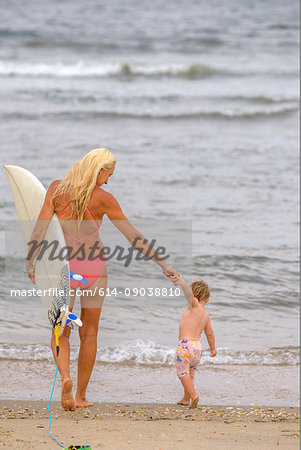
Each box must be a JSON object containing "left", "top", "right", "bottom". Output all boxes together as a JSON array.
[
  {"left": 58, "top": 202, "right": 100, "bottom": 228},
  {"left": 84, "top": 205, "right": 100, "bottom": 228},
  {"left": 58, "top": 203, "right": 72, "bottom": 219}
]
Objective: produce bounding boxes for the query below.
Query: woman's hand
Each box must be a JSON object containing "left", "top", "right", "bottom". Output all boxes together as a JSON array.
[
  {"left": 209, "top": 348, "right": 217, "bottom": 358},
  {"left": 26, "top": 260, "right": 35, "bottom": 284},
  {"left": 162, "top": 265, "right": 178, "bottom": 278}
]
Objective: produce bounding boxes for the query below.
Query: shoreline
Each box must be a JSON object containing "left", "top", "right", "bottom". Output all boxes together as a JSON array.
[
  {"left": 0, "top": 400, "right": 299, "bottom": 420},
  {"left": 0, "top": 401, "right": 299, "bottom": 449},
  {"left": 0, "top": 359, "right": 298, "bottom": 407}
]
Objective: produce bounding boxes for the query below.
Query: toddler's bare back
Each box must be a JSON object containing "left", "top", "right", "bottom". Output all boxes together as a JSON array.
[{"left": 179, "top": 301, "right": 209, "bottom": 340}]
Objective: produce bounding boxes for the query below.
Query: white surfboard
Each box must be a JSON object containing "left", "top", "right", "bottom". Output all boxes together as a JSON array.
[{"left": 4, "top": 165, "right": 71, "bottom": 334}]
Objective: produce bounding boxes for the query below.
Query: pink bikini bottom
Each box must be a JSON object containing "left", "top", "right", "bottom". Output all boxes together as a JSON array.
[{"left": 69, "top": 257, "right": 106, "bottom": 289}]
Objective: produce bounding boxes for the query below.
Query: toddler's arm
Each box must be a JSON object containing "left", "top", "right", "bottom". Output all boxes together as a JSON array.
[
  {"left": 170, "top": 274, "right": 198, "bottom": 308},
  {"left": 204, "top": 317, "right": 217, "bottom": 357}
]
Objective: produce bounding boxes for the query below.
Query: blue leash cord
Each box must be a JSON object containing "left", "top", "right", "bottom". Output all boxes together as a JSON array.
[{"left": 48, "top": 348, "right": 65, "bottom": 448}]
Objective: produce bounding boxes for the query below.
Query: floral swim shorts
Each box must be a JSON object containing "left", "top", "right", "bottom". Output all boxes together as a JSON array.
[{"left": 175, "top": 339, "right": 202, "bottom": 380}]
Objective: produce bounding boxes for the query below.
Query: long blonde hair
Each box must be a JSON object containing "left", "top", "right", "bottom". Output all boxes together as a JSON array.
[{"left": 52, "top": 148, "right": 116, "bottom": 220}]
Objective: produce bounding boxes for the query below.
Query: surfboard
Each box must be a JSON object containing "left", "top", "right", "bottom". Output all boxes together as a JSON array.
[{"left": 4, "top": 165, "right": 71, "bottom": 335}]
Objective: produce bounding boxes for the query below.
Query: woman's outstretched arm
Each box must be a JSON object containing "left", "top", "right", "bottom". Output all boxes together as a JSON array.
[{"left": 103, "top": 193, "right": 177, "bottom": 277}]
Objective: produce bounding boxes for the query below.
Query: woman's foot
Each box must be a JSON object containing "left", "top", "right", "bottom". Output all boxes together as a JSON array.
[
  {"left": 75, "top": 395, "right": 94, "bottom": 408},
  {"left": 189, "top": 396, "right": 199, "bottom": 409},
  {"left": 61, "top": 379, "right": 76, "bottom": 411},
  {"left": 177, "top": 398, "right": 190, "bottom": 406}
]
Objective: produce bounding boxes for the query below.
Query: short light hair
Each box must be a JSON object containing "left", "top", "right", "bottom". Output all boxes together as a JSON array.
[{"left": 191, "top": 279, "right": 210, "bottom": 302}]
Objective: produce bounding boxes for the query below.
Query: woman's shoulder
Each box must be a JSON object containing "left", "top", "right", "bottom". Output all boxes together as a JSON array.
[
  {"left": 94, "top": 186, "right": 117, "bottom": 204},
  {"left": 91, "top": 187, "right": 123, "bottom": 217},
  {"left": 48, "top": 179, "right": 61, "bottom": 191}
]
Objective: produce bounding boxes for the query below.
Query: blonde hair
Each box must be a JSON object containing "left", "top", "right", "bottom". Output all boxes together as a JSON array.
[
  {"left": 191, "top": 279, "right": 210, "bottom": 302},
  {"left": 52, "top": 148, "right": 116, "bottom": 220}
]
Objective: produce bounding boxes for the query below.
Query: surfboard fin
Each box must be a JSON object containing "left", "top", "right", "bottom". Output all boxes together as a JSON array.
[{"left": 66, "top": 312, "right": 83, "bottom": 329}]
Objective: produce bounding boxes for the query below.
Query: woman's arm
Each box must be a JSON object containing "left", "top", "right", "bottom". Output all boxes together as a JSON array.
[
  {"left": 103, "top": 193, "right": 177, "bottom": 277},
  {"left": 26, "top": 181, "right": 57, "bottom": 282}
]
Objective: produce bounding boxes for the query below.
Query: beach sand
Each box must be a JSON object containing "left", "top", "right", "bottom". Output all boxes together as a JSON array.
[{"left": 0, "top": 401, "right": 299, "bottom": 449}]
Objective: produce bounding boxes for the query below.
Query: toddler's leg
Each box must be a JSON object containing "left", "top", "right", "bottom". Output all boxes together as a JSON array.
[
  {"left": 185, "top": 342, "right": 202, "bottom": 408},
  {"left": 180, "top": 375, "right": 199, "bottom": 409},
  {"left": 177, "top": 387, "right": 190, "bottom": 406},
  {"left": 175, "top": 345, "right": 190, "bottom": 406},
  {"left": 189, "top": 366, "right": 197, "bottom": 384}
]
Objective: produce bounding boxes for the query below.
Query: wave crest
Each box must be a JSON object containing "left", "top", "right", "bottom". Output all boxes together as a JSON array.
[
  {"left": 0, "top": 60, "right": 297, "bottom": 79},
  {"left": 0, "top": 341, "right": 298, "bottom": 367}
]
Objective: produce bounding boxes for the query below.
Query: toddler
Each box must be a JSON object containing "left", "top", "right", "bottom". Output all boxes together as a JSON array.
[{"left": 171, "top": 274, "right": 217, "bottom": 409}]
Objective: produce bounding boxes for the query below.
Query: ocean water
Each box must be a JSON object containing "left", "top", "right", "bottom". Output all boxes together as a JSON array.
[{"left": 0, "top": 0, "right": 299, "bottom": 405}]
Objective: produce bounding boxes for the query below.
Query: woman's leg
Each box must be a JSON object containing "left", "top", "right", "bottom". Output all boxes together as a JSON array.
[
  {"left": 75, "top": 271, "right": 107, "bottom": 407},
  {"left": 75, "top": 307, "right": 102, "bottom": 407},
  {"left": 51, "top": 295, "right": 76, "bottom": 411}
]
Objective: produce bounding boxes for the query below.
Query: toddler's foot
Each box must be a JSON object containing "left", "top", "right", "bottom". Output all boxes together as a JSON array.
[
  {"left": 177, "top": 398, "right": 190, "bottom": 406},
  {"left": 61, "top": 379, "right": 76, "bottom": 411},
  {"left": 189, "top": 396, "right": 199, "bottom": 409}
]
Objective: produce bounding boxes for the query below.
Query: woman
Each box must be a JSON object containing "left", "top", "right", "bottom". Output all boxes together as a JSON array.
[{"left": 26, "top": 148, "right": 177, "bottom": 411}]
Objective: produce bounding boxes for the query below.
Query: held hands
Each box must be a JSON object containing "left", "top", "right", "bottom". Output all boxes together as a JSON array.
[
  {"left": 162, "top": 264, "right": 178, "bottom": 278},
  {"left": 169, "top": 273, "right": 184, "bottom": 286},
  {"left": 209, "top": 348, "right": 217, "bottom": 358}
]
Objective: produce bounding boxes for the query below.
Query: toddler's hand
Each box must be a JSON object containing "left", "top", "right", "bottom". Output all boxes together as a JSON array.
[
  {"left": 209, "top": 349, "right": 217, "bottom": 358},
  {"left": 170, "top": 274, "right": 183, "bottom": 285}
]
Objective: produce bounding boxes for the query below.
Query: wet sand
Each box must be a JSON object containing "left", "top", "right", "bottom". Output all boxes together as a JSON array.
[{"left": 0, "top": 400, "right": 299, "bottom": 449}]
